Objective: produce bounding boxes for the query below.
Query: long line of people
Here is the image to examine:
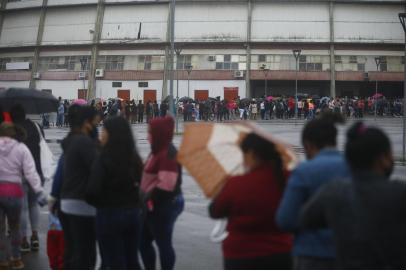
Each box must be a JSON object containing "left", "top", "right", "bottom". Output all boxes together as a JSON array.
[{"left": 0, "top": 101, "right": 405, "bottom": 270}]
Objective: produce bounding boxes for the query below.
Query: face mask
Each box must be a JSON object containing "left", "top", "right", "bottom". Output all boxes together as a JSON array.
[
  {"left": 384, "top": 161, "right": 394, "bottom": 179},
  {"left": 90, "top": 125, "right": 98, "bottom": 140}
]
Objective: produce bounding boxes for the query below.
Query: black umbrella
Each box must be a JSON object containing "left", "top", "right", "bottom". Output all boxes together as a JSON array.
[
  {"left": 179, "top": 96, "right": 194, "bottom": 103},
  {"left": 240, "top": 98, "right": 251, "bottom": 104},
  {"left": 0, "top": 88, "right": 58, "bottom": 114}
]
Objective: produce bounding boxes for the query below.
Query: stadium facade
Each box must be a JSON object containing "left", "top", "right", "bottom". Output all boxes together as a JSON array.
[{"left": 0, "top": 0, "right": 405, "bottom": 102}]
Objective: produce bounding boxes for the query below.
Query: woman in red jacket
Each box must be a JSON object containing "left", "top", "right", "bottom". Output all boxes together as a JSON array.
[{"left": 209, "top": 133, "right": 292, "bottom": 270}]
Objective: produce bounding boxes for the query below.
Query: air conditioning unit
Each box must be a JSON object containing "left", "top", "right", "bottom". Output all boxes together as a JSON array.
[
  {"left": 78, "top": 72, "right": 86, "bottom": 79},
  {"left": 208, "top": 55, "right": 216, "bottom": 62},
  {"left": 364, "top": 72, "right": 369, "bottom": 81},
  {"left": 233, "top": 70, "right": 244, "bottom": 78},
  {"left": 95, "top": 69, "right": 104, "bottom": 78},
  {"left": 33, "top": 72, "right": 40, "bottom": 79}
]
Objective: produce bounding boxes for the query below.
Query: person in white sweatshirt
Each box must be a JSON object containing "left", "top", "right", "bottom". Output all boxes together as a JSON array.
[{"left": 0, "top": 123, "right": 46, "bottom": 270}]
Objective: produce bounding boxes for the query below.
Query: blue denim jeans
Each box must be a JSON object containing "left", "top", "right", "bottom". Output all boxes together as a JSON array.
[
  {"left": 140, "top": 194, "right": 184, "bottom": 270},
  {"left": 0, "top": 196, "right": 22, "bottom": 263},
  {"left": 96, "top": 207, "right": 142, "bottom": 270}
]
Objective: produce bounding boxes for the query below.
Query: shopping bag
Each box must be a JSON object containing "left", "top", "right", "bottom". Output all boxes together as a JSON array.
[
  {"left": 47, "top": 214, "right": 64, "bottom": 270},
  {"left": 35, "top": 123, "right": 56, "bottom": 181}
]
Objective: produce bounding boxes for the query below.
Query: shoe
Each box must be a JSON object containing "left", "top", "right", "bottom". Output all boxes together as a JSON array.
[
  {"left": 9, "top": 258, "right": 24, "bottom": 270},
  {"left": 0, "top": 262, "right": 9, "bottom": 270},
  {"left": 19, "top": 240, "right": 30, "bottom": 253},
  {"left": 30, "top": 235, "right": 39, "bottom": 252}
]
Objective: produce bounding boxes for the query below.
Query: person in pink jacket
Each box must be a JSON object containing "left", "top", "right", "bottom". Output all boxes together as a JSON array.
[{"left": 0, "top": 123, "right": 46, "bottom": 270}]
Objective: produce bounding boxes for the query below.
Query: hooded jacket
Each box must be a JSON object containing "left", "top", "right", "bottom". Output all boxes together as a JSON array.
[
  {"left": 0, "top": 137, "right": 42, "bottom": 194},
  {"left": 141, "top": 117, "right": 182, "bottom": 205}
]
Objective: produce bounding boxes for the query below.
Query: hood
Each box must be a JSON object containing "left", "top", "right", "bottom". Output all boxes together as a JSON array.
[
  {"left": 149, "top": 116, "right": 174, "bottom": 154},
  {"left": 0, "top": 137, "right": 18, "bottom": 155}
]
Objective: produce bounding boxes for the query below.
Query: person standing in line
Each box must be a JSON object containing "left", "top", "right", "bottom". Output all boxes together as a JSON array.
[
  {"left": 260, "top": 101, "right": 266, "bottom": 120},
  {"left": 138, "top": 100, "right": 145, "bottom": 123},
  {"left": 153, "top": 101, "right": 160, "bottom": 119},
  {"left": 59, "top": 106, "right": 99, "bottom": 270},
  {"left": 301, "top": 122, "right": 406, "bottom": 270},
  {"left": 160, "top": 102, "right": 168, "bottom": 117},
  {"left": 209, "top": 133, "right": 292, "bottom": 270},
  {"left": 57, "top": 101, "right": 65, "bottom": 128},
  {"left": 87, "top": 117, "right": 144, "bottom": 270},
  {"left": 276, "top": 113, "right": 349, "bottom": 270},
  {"left": 140, "top": 117, "right": 184, "bottom": 270},
  {"left": 130, "top": 100, "right": 138, "bottom": 124},
  {"left": 0, "top": 123, "right": 47, "bottom": 270},
  {"left": 9, "top": 105, "right": 44, "bottom": 254},
  {"left": 146, "top": 101, "right": 153, "bottom": 123}
]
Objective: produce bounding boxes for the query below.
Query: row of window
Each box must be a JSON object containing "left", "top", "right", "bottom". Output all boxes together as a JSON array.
[{"left": 0, "top": 55, "right": 404, "bottom": 72}]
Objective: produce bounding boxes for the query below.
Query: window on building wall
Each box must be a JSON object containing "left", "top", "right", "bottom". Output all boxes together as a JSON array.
[
  {"left": 357, "top": 63, "right": 365, "bottom": 71},
  {"left": 96, "top": 55, "right": 124, "bottom": 71},
  {"left": 379, "top": 56, "right": 387, "bottom": 72},
  {"left": 349, "top": 56, "right": 357, "bottom": 64},
  {"left": 258, "top": 55, "right": 266, "bottom": 63},
  {"left": 176, "top": 55, "right": 192, "bottom": 70},
  {"left": 298, "top": 55, "right": 325, "bottom": 72},
  {"left": 335, "top": 56, "right": 342, "bottom": 63},
  {"left": 215, "top": 55, "right": 240, "bottom": 70},
  {"left": 39, "top": 56, "right": 90, "bottom": 71}
]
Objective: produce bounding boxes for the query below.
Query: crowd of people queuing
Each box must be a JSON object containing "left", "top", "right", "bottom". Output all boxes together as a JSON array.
[
  {"left": 47, "top": 95, "right": 404, "bottom": 129},
  {"left": 182, "top": 96, "right": 404, "bottom": 122},
  {"left": 0, "top": 94, "right": 405, "bottom": 270}
]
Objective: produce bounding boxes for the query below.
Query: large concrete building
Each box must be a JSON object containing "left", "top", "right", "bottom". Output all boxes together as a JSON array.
[{"left": 0, "top": 0, "right": 405, "bottom": 102}]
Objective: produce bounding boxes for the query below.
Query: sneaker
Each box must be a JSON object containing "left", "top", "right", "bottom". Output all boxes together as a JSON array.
[
  {"left": 30, "top": 235, "right": 39, "bottom": 252},
  {"left": 19, "top": 240, "right": 30, "bottom": 253},
  {"left": 9, "top": 258, "right": 24, "bottom": 270}
]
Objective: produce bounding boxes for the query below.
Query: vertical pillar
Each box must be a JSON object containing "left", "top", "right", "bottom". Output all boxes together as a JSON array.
[
  {"left": 29, "top": 0, "right": 48, "bottom": 89},
  {"left": 329, "top": 1, "right": 336, "bottom": 98},
  {"left": 87, "top": 0, "right": 105, "bottom": 100},
  {"left": 245, "top": 0, "right": 252, "bottom": 98},
  {"left": 0, "top": 0, "right": 7, "bottom": 40},
  {"left": 162, "top": 3, "right": 172, "bottom": 99}
]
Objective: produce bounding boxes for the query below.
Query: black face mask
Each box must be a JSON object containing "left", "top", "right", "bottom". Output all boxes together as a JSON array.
[
  {"left": 384, "top": 161, "right": 394, "bottom": 179},
  {"left": 90, "top": 125, "right": 98, "bottom": 140}
]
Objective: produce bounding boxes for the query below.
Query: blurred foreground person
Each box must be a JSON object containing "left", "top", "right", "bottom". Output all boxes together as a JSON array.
[
  {"left": 301, "top": 122, "right": 406, "bottom": 270},
  {"left": 87, "top": 117, "right": 144, "bottom": 270},
  {"left": 0, "top": 123, "right": 46, "bottom": 270},
  {"left": 276, "top": 113, "right": 349, "bottom": 270},
  {"left": 59, "top": 106, "right": 99, "bottom": 270},
  {"left": 209, "top": 133, "right": 292, "bottom": 270},
  {"left": 140, "top": 116, "right": 184, "bottom": 270}
]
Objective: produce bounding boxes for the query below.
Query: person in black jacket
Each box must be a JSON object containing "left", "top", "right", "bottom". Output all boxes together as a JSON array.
[
  {"left": 301, "top": 122, "right": 406, "bottom": 270},
  {"left": 138, "top": 101, "right": 145, "bottom": 123},
  {"left": 10, "top": 104, "right": 44, "bottom": 253},
  {"left": 86, "top": 116, "right": 144, "bottom": 270},
  {"left": 59, "top": 106, "right": 99, "bottom": 270}
]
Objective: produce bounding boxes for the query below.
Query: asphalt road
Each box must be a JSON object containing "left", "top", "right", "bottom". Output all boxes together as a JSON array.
[{"left": 23, "top": 117, "right": 406, "bottom": 270}]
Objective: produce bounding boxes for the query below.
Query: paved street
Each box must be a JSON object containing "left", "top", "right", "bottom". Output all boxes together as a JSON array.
[{"left": 23, "top": 118, "right": 406, "bottom": 270}]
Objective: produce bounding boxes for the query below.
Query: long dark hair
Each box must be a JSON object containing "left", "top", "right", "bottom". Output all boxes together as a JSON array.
[
  {"left": 102, "top": 116, "right": 143, "bottom": 183},
  {"left": 240, "top": 133, "right": 286, "bottom": 190}
]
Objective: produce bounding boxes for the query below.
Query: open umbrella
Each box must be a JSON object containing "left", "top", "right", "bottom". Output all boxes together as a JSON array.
[
  {"left": 177, "top": 122, "right": 297, "bottom": 198},
  {"left": 320, "top": 97, "right": 330, "bottom": 104},
  {"left": 72, "top": 99, "right": 87, "bottom": 105},
  {"left": 371, "top": 93, "right": 384, "bottom": 99},
  {"left": 266, "top": 96, "right": 274, "bottom": 101},
  {"left": 0, "top": 88, "right": 58, "bottom": 114},
  {"left": 179, "top": 96, "right": 194, "bottom": 103}
]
